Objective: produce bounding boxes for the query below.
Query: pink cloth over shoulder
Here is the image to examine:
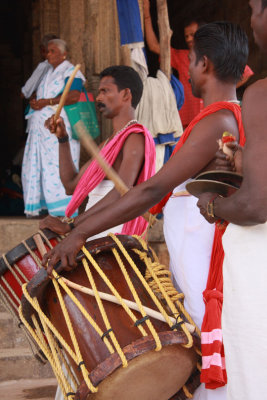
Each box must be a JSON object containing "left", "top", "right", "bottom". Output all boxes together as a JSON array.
[{"left": 65, "top": 123, "right": 156, "bottom": 236}]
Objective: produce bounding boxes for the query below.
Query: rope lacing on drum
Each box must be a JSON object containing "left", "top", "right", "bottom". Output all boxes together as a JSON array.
[{"left": 133, "top": 235, "right": 201, "bottom": 341}]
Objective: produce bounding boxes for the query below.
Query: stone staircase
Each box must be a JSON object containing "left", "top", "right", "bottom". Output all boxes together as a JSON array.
[{"left": 0, "top": 216, "right": 169, "bottom": 398}]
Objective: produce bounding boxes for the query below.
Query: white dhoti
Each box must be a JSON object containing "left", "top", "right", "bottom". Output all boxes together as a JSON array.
[
  {"left": 163, "top": 181, "right": 227, "bottom": 399},
  {"left": 222, "top": 222, "right": 267, "bottom": 400},
  {"left": 85, "top": 180, "right": 123, "bottom": 239}
]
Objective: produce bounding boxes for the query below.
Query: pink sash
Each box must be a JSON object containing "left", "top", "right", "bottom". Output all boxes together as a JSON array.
[{"left": 65, "top": 123, "right": 155, "bottom": 236}]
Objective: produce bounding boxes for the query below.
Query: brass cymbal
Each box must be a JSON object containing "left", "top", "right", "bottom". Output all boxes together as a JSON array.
[
  {"left": 186, "top": 179, "right": 238, "bottom": 199},
  {"left": 195, "top": 170, "right": 242, "bottom": 188}
]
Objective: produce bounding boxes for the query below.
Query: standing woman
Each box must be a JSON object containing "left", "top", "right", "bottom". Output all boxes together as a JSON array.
[{"left": 22, "top": 39, "right": 85, "bottom": 217}]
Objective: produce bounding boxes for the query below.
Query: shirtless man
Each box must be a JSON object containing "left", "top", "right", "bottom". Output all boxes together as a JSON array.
[
  {"left": 196, "top": 1, "right": 267, "bottom": 399},
  {"left": 40, "top": 65, "right": 155, "bottom": 239},
  {"left": 42, "top": 22, "right": 248, "bottom": 400}
]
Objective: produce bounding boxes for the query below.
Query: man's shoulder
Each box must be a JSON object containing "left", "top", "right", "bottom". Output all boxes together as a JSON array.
[
  {"left": 244, "top": 77, "right": 267, "bottom": 97},
  {"left": 242, "top": 78, "right": 267, "bottom": 112}
]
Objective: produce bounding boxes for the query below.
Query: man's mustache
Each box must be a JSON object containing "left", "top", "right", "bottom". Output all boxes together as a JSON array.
[{"left": 97, "top": 102, "right": 106, "bottom": 109}]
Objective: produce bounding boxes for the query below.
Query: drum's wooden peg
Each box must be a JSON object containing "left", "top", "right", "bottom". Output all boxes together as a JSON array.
[{"left": 33, "top": 234, "right": 47, "bottom": 258}]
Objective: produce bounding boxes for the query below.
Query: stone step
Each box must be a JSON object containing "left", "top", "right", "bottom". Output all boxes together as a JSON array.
[
  {"left": 0, "top": 311, "right": 31, "bottom": 349},
  {"left": 0, "top": 378, "right": 57, "bottom": 400},
  {"left": 0, "top": 347, "right": 54, "bottom": 381},
  {"left": 0, "top": 217, "right": 41, "bottom": 256}
]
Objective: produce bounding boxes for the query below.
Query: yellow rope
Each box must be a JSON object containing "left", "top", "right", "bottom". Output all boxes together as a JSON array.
[
  {"left": 81, "top": 256, "right": 128, "bottom": 367},
  {"left": 51, "top": 270, "right": 114, "bottom": 354},
  {"left": 18, "top": 305, "right": 73, "bottom": 400},
  {"left": 82, "top": 241, "right": 163, "bottom": 353},
  {"left": 80, "top": 246, "right": 147, "bottom": 337},
  {"left": 111, "top": 247, "right": 162, "bottom": 349},
  {"left": 134, "top": 235, "right": 201, "bottom": 339},
  {"left": 51, "top": 277, "right": 97, "bottom": 393},
  {"left": 133, "top": 237, "right": 193, "bottom": 347}
]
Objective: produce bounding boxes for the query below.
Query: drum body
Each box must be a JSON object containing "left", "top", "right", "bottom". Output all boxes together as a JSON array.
[
  {"left": 22, "top": 234, "right": 199, "bottom": 400},
  {"left": 0, "top": 230, "right": 59, "bottom": 316}
]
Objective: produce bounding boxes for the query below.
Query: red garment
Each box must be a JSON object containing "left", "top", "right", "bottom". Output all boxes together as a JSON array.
[
  {"left": 200, "top": 110, "right": 245, "bottom": 389},
  {"left": 171, "top": 48, "right": 203, "bottom": 127},
  {"left": 242, "top": 65, "right": 254, "bottom": 81}
]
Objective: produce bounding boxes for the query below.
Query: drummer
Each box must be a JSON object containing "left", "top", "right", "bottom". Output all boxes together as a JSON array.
[
  {"left": 43, "top": 22, "right": 248, "bottom": 400},
  {"left": 41, "top": 65, "right": 155, "bottom": 239},
  {"left": 196, "top": 1, "right": 267, "bottom": 399}
]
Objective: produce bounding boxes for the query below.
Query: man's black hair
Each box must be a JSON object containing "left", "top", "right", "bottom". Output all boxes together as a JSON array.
[
  {"left": 184, "top": 17, "right": 206, "bottom": 29},
  {"left": 100, "top": 65, "right": 143, "bottom": 109},
  {"left": 193, "top": 21, "right": 248, "bottom": 83}
]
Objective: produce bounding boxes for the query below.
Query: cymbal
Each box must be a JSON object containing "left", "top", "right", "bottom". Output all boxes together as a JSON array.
[
  {"left": 195, "top": 170, "right": 242, "bottom": 188},
  {"left": 186, "top": 179, "right": 238, "bottom": 199}
]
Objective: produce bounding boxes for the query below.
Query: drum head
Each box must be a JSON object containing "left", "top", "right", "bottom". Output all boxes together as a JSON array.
[
  {"left": 88, "top": 343, "right": 197, "bottom": 400},
  {"left": 195, "top": 170, "right": 242, "bottom": 188},
  {"left": 186, "top": 179, "right": 238, "bottom": 198}
]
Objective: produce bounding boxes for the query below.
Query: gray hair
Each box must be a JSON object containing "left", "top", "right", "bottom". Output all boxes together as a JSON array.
[{"left": 48, "top": 39, "right": 67, "bottom": 54}]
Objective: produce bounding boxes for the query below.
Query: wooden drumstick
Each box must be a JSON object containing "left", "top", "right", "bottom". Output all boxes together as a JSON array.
[
  {"left": 33, "top": 234, "right": 48, "bottom": 262},
  {"left": 32, "top": 234, "right": 194, "bottom": 333},
  {"left": 54, "top": 64, "right": 81, "bottom": 121},
  {"left": 59, "top": 276, "right": 195, "bottom": 334}
]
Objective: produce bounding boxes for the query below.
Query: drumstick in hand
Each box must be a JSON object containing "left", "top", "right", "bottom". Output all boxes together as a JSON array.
[{"left": 54, "top": 64, "right": 81, "bottom": 121}]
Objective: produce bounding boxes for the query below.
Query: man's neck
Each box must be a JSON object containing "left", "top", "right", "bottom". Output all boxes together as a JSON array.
[
  {"left": 111, "top": 112, "right": 137, "bottom": 136},
  {"left": 201, "top": 80, "right": 238, "bottom": 108}
]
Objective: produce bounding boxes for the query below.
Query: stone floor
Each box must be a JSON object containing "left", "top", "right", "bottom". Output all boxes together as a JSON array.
[{"left": 0, "top": 378, "right": 57, "bottom": 400}]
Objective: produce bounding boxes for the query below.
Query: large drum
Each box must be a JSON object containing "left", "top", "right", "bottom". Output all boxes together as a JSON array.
[{"left": 20, "top": 233, "right": 201, "bottom": 400}]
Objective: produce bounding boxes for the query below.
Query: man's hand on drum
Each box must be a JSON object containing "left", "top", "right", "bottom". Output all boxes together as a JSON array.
[
  {"left": 216, "top": 142, "right": 243, "bottom": 174},
  {"left": 197, "top": 192, "right": 219, "bottom": 224},
  {"left": 39, "top": 215, "right": 72, "bottom": 235},
  {"left": 41, "top": 231, "right": 86, "bottom": 276},
  {"left": 44, "top": 115, "right": 68, "bottom": 139}
]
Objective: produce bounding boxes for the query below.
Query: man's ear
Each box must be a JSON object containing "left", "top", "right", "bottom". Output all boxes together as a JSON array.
[
  {"left": 202, "top": 55, "right": 213, "bottom": 74},
  {"left": 122, "top": 88, "right": 132, "bottom": 103}
]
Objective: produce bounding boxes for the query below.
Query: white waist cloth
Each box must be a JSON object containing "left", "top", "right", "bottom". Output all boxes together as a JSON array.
[
  {"left": 222, "top": 222, "right": 267, "bottom": 400},
  {"left": 85, "top": 180, "right": 123, "bottom": 240},
  {"left": 164, "top": 180, "right": 227, "bottom": 400},
  {"left": 163, "top": 180, "right": 215, "bottom": 329}
]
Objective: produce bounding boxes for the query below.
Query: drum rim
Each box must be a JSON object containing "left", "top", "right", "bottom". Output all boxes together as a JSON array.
[{"left": 77, "top": 330, "right": 200, "bottom": 398}]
